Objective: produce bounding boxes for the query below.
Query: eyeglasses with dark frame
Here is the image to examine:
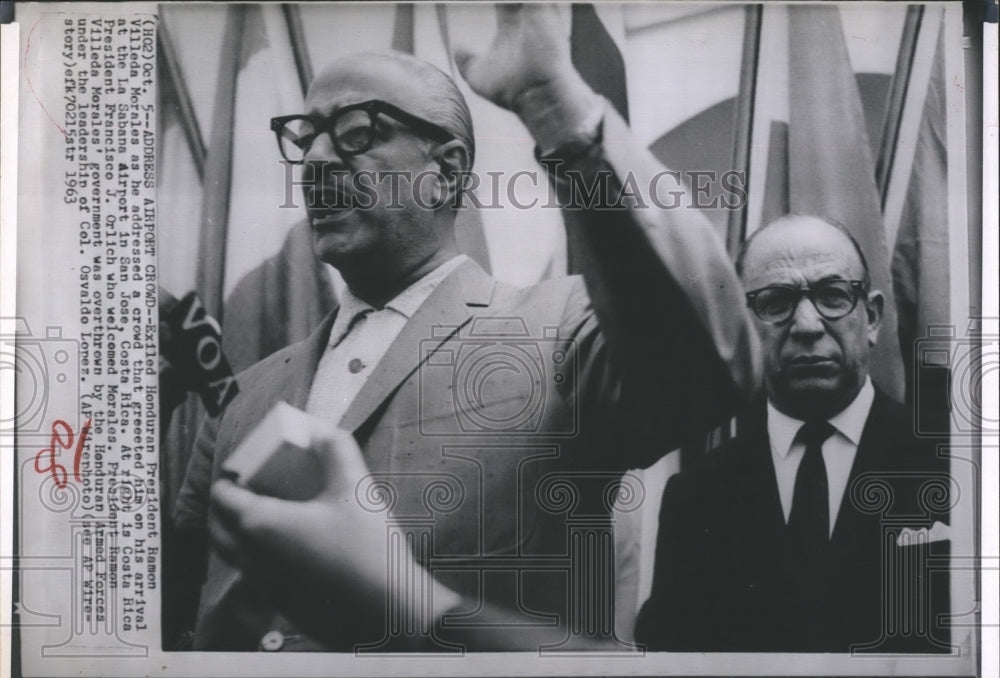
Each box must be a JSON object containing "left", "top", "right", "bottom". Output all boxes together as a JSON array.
[
  {"left": 745, "top": 280, "right": 868, "bottom": 324},
  {"left": 270, "top": 99, "right": 456, "bottom": 164}
]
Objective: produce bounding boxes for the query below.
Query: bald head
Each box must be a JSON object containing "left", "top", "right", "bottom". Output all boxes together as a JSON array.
[
  {"left": 737, "top": 215, "right": 870, "bottom": 290},
  {"left": 737, "top": 214, "right": 884, "bottom": 420},
  {"left": 307, "top": 52, "right": 475, "bottom": 170}
]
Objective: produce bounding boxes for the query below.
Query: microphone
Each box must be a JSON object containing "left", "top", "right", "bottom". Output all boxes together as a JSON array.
[{"left": 159, "top": 288, "right": 239, "bottom": 419}]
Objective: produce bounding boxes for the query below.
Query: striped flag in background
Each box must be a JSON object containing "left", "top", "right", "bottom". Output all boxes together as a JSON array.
[
  {"left": 158, "top": 4, "right": 957, "bottom": 638},
  {"left": 745, "top": 4, "right": 914, "bottom": 402},
  {"left": 221, "top": 5, "right": 338, "bottom": 373},
  {"left": 159, "top": 5, "right": 335, "bottom": 512},
  {"left": 786, "top": 5, "right": 905, "bottom": 400},
  {"left": 889, "top": 16, "right": 950, "bottom": 424}
]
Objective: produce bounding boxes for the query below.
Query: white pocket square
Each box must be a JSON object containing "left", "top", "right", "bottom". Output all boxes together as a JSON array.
[{"left": 896, "top": 521, "right": 950, "bottom": 546}]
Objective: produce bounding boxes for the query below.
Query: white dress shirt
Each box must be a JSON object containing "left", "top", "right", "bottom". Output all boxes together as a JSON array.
[
  {"left": 766, "top": 378, "right": 875, "bottom": 535},
  {"left": 306, "top": 255, "right": 468, "bottom": 425}
]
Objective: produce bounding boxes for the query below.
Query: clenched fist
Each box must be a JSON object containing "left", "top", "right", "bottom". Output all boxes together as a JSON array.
[{"left": 455, "top": 4, "right": 602, "bottom": 152}]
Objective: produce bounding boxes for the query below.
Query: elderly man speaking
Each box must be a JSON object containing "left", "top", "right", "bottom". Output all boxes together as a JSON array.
[{"left": 175, "top": 4, "right": 758, "bottom": 652}]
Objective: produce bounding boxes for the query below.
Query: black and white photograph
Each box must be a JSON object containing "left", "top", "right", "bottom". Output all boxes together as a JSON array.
[{"left": 2, "top": 1, "right": 996, "bottom": 676}]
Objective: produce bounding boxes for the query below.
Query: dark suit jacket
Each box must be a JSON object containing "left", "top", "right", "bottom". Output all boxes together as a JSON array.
[
  {"left": 173, "top": 106, "right": 761, "bottom": 651},
  {"left": 635, "top": 392, "right": 952, "bottom": 653}
]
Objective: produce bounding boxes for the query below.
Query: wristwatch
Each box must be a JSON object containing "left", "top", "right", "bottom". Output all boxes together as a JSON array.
[{"left": 534, "top": 98, "right": 606, "bottom": 163}]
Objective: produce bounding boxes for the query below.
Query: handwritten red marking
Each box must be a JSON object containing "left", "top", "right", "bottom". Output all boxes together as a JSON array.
[{"left": 33, "top": 418, "right": 92, "bottom": 489}]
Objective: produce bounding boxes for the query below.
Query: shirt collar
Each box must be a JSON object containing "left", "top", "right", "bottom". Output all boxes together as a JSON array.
[
  {"left": 385, "top": 254, "right": 467, "bottom": 318},
  {"left": 326, "top": 287, "right": 374, "bottom": 349},
  {"left": 767, "top": 377, "right": 875, "bottom": 458},
  {"left": 326, "top": 254, "right": 468, "bottom": 348}
]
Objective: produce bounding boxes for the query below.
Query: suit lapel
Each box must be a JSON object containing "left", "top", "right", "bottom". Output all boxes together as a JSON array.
[
  {"left": 733, "top": 402, "right": 786, "bottom": 525},
  {"left": 200, "top": 311, "right": 338, "bottom": 648},
  {"left": 337, "top": 259, "right": 495, "bottom": 433},
  {"left": 831, "top": 392, "right": 891, "bottom": 545},
  {"left": 233, "top": 309, "right": 338, "bottom": 431},
  {"left": 722, "top": 405, "right": 787, "bottom": 542},
  {"left": 747, "top": 415, "right": 788, "bottom": 538},
  {"left": 718, "top": 415, "right": 786, "bottom": 590}
]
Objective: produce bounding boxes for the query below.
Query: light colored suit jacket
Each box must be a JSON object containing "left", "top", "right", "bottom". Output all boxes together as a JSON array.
[{"left": 174, "top": 106, "right": 760, "bottom": 651}]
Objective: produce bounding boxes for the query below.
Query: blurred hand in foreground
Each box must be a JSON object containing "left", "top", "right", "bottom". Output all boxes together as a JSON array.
[{"left": 209, "top": 428, "right": 460, "bottom": 647}]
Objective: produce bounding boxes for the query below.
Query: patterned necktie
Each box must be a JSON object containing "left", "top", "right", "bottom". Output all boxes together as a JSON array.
[{"left": 787, "top": 420, "right": 836, "bottom": 544}]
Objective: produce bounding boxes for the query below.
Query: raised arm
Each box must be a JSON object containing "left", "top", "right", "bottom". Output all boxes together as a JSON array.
[{"left": 457, "top": 5, "right": 761, "bottom": 460}]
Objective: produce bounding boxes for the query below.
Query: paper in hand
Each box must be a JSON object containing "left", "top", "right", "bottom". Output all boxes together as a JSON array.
[{"left": 221, "top": 402, "right": 338, "bottom": 502}]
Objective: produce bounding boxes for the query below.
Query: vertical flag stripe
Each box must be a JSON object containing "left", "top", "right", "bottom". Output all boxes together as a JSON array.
[
  {"left": 744, "top": 4, "right": 790, "bottom": 237},
  {"left": 881, "top": 7, "right": 944, "bottom": 251},
  {"left": 261, "top": 6, "right": 307, "bottom": 118},
  {"left": 724, "top": 5, "right": 763, "bottom": 259},
  {"left": 282, "top": 4, "right": 314, "bottom": 95},
  {"left": 391, "top": 3, "right": 415, "bottom": 54},
  {"left": 875, "top": 5, "right": 924, "bottom": 199},
  {"left": 220, "top": 5, "right": 332, "bottom": 372},
  {"left": 787, "top": 5, "right": 904, "bottom": 399},
  {"left": 892, "top": 25, "right": 949, "bottom": 413},
  {"left": 196, "top": 4, "right": 246, "bottom": 320},
  {"left": 760, "top": 120, "right": 790, "bottom": 227},
  {"left": 158, "top": 17, "right": 206, "bottom": 179},
  {"left": 571, "top": 3, "right": 629, "bottom": 121}
]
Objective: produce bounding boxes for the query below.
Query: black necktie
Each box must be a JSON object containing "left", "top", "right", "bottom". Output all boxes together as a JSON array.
[{"left": 787, "top": 421, "right": 836, "bottom": 546}]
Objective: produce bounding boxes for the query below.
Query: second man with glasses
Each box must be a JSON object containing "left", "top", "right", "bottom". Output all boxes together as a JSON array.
[{"left": 635, "top": 214, "right": 952, "bottom": 653}]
